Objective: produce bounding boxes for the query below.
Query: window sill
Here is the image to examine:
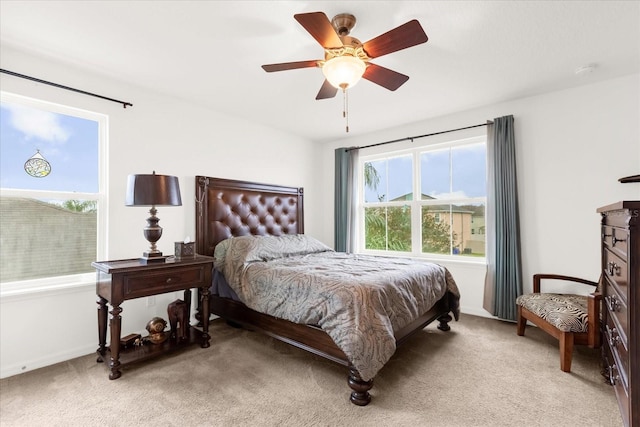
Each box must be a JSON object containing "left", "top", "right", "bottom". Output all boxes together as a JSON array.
[
  {"left": 1, "top": 273, "right": 95, "bottom": 301},
  {"left": 358, "top": 250, "right": 486, "bottom": 267}
]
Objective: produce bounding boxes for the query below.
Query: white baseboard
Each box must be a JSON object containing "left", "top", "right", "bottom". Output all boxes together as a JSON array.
[
  {"left": 459, "top": 305, "right": 496, "bottom": 319},
  {"left": 1, "top": 343, "right": 96, "bottom": 379}
]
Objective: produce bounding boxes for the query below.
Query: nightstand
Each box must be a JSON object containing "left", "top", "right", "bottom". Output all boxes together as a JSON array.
[{"left": 92, "top": 255, "right": 214, "bottom": 379}]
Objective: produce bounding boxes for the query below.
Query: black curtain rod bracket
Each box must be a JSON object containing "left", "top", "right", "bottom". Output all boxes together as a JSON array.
[
  {"left": 347, "top": 122, "right": 492, "bottom": 152},
  {"left": 1, "top": 69, "right": 133, "bottom": 109}
]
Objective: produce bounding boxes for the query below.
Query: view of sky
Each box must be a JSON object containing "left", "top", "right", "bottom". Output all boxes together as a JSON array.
[
  {"left": 0, "top": 99, "right": 484, "bottom": 202},
  {"left": 363, "top": 142, "right": 486, "bottom": 203},
  {"left": 0, "top": 101, "right": 99, "bottom": 193}
]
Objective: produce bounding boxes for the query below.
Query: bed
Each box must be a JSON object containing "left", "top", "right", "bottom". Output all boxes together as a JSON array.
[{"left": 194, "top": 176, "right": 460, "bottom": 405}]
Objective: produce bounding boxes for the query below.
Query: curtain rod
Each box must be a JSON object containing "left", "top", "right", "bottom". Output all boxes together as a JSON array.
[
  {"left": 346, "top": 122, "right": 492, "bottom": 152},
  {"left": 0, "top": 69, "right": 133, "bottom": 108}
]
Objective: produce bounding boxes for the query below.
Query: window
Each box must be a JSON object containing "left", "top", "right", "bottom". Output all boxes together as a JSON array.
[
  {"left": 0, "top": 92, "right": 107, "bottom": 289},
  {"left": 360, "top": 136, "right": 486, "bottom": 260}
]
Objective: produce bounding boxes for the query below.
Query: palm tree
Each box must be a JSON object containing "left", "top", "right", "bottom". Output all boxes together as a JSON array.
[
  {"left": 364, "top": 162, "right": 380, "bottom": 190},
  {"left": 61, "top": 200, "right": 97, "bottom": 213}
]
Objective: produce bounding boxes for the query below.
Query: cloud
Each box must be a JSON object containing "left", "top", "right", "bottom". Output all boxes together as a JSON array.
[{"left": 3, "top": 103, "right": 70, "bottom": 144}]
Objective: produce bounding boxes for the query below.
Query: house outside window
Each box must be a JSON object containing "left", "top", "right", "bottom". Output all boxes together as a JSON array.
[
  {"left": 0, "top": 92, "right": 107, "bottom": 290},
  {"left": 360, "top": 135, "right": 486, "bottom": 260}
]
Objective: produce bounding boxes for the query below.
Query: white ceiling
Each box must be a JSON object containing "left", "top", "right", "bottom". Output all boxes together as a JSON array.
[{"left": 1, "top": 1, "right": 639, "bottom": 143}]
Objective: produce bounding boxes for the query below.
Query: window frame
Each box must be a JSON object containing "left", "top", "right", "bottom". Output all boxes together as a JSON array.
[
  {"left": 0, "top": 91, "right": 108, "bottom": 294},
  {"left": 357, "top": 135, "right": 486, "bottom": 264}
]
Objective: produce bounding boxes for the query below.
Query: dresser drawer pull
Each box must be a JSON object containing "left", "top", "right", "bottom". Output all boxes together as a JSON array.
[
  {"left": 606, "top": 364, "right": 620, "bottom": 386},
  {"left": 606, "top": 325, "right": 621, "bottom": 348},
  {"left": 605, "top": 295, "right": 621, "bottom": 312},
  {"left": 612, "top": 235, "right": 626, "bottom": 246},
  {"left": 607, "top": 261, "right": 621, "bottom": 276},
  {"left": 166, "top": 277, "right": 173, "bottom": 284}
]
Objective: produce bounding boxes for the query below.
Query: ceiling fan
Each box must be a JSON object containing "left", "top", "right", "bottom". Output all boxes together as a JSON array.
[{"left": 261, "top": 11, "right": 429, "bottom": 100}]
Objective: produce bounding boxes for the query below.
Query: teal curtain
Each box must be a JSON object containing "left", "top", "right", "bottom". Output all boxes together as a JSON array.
[
  {"left": 334, "top": 147, "right": 358, "bottom": 252},
  {"left": 483, "top": 115, "right": 522, "bottom": 321}
]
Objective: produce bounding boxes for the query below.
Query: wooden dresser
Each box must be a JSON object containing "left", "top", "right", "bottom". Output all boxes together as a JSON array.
[{"left": 598, "top": 201, "right": 639, "bottom": 427}]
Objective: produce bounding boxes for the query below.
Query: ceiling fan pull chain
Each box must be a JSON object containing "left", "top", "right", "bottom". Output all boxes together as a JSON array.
[{"left": 343, "top": 87, "right": 349, "bottom": 133}]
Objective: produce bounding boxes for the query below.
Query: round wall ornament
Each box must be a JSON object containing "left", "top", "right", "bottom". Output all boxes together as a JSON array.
[{"left": 24, "top": 150, "right": 51, "bottom": 178}]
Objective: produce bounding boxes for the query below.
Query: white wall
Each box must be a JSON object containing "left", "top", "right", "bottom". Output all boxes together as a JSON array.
[
  {"left": 317, "top": 73, "right": 640, "bottom": 317},
  {"left": 1, "top": 43, "right": 638, "bottom": 378},
  {"left": 0, "top": 46, "right": 322, "bottom": 378}
]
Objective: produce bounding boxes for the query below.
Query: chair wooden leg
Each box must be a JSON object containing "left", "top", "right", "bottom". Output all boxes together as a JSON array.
[
  {"left": 559, "top": 332, "right": 574, "bottom": 373},
  {"left": 516, "top": 306, "right": 526, "bottom": 336}
]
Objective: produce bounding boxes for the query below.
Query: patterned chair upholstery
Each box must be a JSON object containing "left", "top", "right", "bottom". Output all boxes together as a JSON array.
[{"left": 516, "top": 274, "right": 602, "bottom": 372}]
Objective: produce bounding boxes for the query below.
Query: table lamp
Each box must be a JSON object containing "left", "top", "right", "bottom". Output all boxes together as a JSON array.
[{"left": 125, "top": 171, "right": 182, "bottom": 263}]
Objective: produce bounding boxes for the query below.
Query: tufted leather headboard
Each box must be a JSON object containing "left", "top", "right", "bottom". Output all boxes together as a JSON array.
[{"left": 195, "top": 176, "right": 304, "bottom": 257}]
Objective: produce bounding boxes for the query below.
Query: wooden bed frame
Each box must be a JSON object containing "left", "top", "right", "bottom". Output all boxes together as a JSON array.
[{"left": 195, "top": 176, "right": 456, "bottom": 405}]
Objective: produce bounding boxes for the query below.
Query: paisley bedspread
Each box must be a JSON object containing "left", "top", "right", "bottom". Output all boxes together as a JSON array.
[{"left": 214, "top": 234, "right": 460, "bottom": 381}]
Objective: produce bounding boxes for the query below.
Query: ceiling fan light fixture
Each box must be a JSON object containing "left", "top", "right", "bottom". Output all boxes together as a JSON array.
[{"left": 322, "top": 55, "right": 366, "bottom": 90}]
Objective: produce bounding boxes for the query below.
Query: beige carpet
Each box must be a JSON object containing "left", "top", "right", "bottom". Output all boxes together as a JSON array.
[{"left": 0, "top": 314, "right": 622, "bottom": 427}]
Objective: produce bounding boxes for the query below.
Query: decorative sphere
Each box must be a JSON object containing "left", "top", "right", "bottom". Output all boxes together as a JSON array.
[
  {"left": 146, "top": 317, "right": 167, "bottom": 333},
  {"left": 145, "top": 317, "right": 168, "bottom": 344}
]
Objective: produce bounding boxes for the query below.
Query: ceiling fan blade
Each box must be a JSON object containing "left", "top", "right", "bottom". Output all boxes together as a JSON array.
[
  {"left": 294, "top": 12, "right": 343, "bottom": 48},
  {"left": 262, "top": 60, "right": 320, "bottom": 72},
  {"left": 362, "top": 63, "right": 409, "bottom": 91},
  {"left": 315, "top": 79, "right": 338, "bottom": 100},
  {"left": 362, "top": 20, "right": 428, "bottom": 58}
]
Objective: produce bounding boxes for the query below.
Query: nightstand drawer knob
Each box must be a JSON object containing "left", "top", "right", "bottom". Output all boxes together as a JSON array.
[{"left": 166, "top": 277, "right": 173, "bottom": 284}]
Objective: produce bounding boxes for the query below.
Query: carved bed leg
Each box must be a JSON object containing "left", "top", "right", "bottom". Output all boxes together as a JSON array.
[
  {"left": 348, "top": 367, "right": 373, "bottom": 406},
  {"left": 437, "top": 313, "right": 452, "bottom": 331}
]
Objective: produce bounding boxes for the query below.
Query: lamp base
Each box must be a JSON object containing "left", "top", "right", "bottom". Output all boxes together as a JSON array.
[{"left": 140, "top": 251, "right": 168, "bottom": 264}]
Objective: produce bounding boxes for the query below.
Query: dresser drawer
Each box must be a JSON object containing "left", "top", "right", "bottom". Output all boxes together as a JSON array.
[
  {"left": 604, "top": 277, "right": 628, "bottom": 343},
  {"left": 602, "top": 225, "right": 629, "bottom": 260},
  {"left": 604, "top": 307, "right": 629, "bottom": 387},
  {"left": 604, "top": 247, "right": 628, "bottom": 301},
  {"left": 603, "top": 225, "right": 629, "bottom": 260},
  {"left": 603, "top": 342, "right": 630, "bottom": 427},
  {"left": 123, "top": 265, "right": 206, "bottom": 299}
]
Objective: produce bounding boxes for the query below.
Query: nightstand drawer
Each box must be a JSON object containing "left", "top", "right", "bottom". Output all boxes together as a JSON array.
[{"left": 124, "top": 265, "right": 206, "bottom": 298}]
